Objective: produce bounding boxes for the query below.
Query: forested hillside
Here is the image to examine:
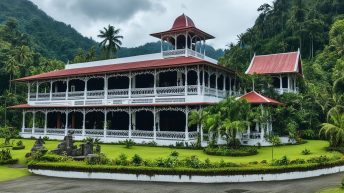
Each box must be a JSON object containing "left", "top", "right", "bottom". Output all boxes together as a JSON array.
[{"left": 219, "top": 0, "right": 344, "bottom": 138}]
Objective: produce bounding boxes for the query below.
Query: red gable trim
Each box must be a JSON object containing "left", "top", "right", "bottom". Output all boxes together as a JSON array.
[
  {"left": 246, "top": 50, "right": 302, "bottom": 75},
  {"left": 239, "top": 91, "right": 282, "bottom": 105},
  {"left": 8, "top": 102, "right": 214, "bottom": 109},
  {"left": 16, "top": 57, "right": 232, "bottom": 82}
]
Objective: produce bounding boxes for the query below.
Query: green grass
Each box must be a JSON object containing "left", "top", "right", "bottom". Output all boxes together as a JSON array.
[
  {"left": 0, "top": 138, "right": 342, "bottom": 181},
  {"left": 0, "top": 165, "right": 30, "bottom": 182},
  {"left": 318, "top": 186, "right": 344, "bottom": 193}
]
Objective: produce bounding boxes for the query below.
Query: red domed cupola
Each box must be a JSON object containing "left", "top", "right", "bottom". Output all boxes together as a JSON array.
[
  {"left": 171, "top": 14, "right": 196, "bottom": 30},
  {"left": 151, "top": 14, "right": 214, "bottom": 58}
]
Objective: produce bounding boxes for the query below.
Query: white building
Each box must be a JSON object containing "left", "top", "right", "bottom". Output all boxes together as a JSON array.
[{"left": 11, "top": 14, "right": 239, "bottom": 146}]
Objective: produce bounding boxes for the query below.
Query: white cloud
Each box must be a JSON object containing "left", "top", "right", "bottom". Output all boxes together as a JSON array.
[{"left": 30, "top": 0, "right": 271, "bottom": 49}]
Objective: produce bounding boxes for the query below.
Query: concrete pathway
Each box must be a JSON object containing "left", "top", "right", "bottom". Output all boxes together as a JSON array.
[{"left": 0, "top": 172, "right": 343, "bottom": 193}]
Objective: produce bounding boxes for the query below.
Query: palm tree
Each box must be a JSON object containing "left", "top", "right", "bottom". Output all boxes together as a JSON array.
[
  {"left": 98, "top": 25, "right": 123, "bottom": 59},
  {"left": 14, "top": 45, "right": 32, "bottom": 65},
  {"left": 4, "top": 56, "right": 20, "bottom": 92},
  {"left": 219, "top": 118, "right": 247, "bottom": 147},
  {"left": 320, "top": 108, "right": 344, "bottom": 147},
  {"left": 188, "top": 109, "right": 208, "bottom": 142}
]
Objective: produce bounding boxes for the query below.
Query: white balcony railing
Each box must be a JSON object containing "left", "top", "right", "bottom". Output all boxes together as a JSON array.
[
  {"left": 156, "top": 86, "right": 185, "bottom": 96},
  {"left": 131, "top": 130, "right": 154, "bottom": 138},
  {"left": 156, "top": 131, "right": 185, "bottom": 139},
  {"left": 107, "top": 130, "right": 129, "bottom": 137},
  {"left": 85, "top": 129, "right": 104, "bottom": 136},
  {"left": 108, "top": 89, "right": 129, "bottom": 98},
  {"left": 29, "top": 86, "right": 232, "bottom": 102}
]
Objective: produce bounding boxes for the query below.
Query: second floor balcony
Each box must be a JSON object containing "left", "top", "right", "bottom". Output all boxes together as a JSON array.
[{"left": 27, "top": 65, "right": 239, "bottom": 105}]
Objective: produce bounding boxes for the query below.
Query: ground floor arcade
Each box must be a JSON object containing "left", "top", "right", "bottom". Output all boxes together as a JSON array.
[{"left": 20, "top": 106, "right": 201, "bottom": 145}]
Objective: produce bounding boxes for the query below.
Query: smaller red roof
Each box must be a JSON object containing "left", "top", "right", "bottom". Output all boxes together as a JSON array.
[
  {"left": 239, "top": 91, "right": 282, "bottom": 105},
  {"left": 246, "top": 51, "right": 302, "bottom": 75}
]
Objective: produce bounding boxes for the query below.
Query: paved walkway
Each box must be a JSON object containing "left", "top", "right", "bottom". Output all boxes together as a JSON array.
[{"left": 0, "top": 172, "right": 343, "bottom": 193}]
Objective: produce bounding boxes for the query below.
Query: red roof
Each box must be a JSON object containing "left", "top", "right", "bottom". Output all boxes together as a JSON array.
[
  {"left": 150, "top": 14, "right": 214, "bottom": 40},
  {"left": 239, "top": 91, "right": 282, "bottom": 105},
  {"left": 16, "top": 57, "right": 231, "bottom": 81},
  {"left": 8, "top": 102, "right": 214, "bottom": 109},
  {"left": 246, "top": 51, "right": 302, "bottom": 75},
  {"left": 171, "top": 14, "right": 195, "bottom": 30}
]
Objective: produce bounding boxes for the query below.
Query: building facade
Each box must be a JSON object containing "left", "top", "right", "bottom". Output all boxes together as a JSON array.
[{"left": 12, "top": 14, "right": 239, "bottom": 145}]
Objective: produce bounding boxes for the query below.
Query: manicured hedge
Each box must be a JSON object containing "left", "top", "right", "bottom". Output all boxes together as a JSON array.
[
  {"left": 12, "top": 146, "right": 25, "bottom": 150},
  {"left": 204, "top": 147, "right": 258, "bottom": 156},
  {"left": 28, "top": 159, "right": 344, "bottom": 176},
  {"left": 0, "top": 159, "right": 18, "bottom": 165}
]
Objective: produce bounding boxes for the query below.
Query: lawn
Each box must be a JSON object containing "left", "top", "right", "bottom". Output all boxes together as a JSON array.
[
  {"left": 318, "top": 186, "right": 344, "bottom": 193},
  {"left": 0, "top": 138, "right": 342, "bottom": 181}
]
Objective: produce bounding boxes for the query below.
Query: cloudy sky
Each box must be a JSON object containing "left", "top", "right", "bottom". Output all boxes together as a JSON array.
[{"left": 29, "top": 0, "right": 271, "bottom": 49}]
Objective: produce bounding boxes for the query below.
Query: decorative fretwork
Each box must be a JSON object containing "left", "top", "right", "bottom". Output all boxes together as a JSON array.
[
  {"left": 131, "top": 130, "right": 154, "bottom": 138},
  {"left": 68, "top": 129, "right": 82, "bottom": 135},
  {"left": 107, "top": 73, "right": 129, "bottom": 78},
  {"left": 187, "top": 85, "right": 198, "bottom": 95},
  {"left": 107, "top": 108, "right": 129, "bottom": 113},
  {"left": 68, "top": 91, "right": 84, "bottom": 99},
  {"left": 107, "top": 89, "right": 129, "bottom": 98},
  {"left": 162, "top": 49, "right": 186, "bottom": 58},
  {"left": 34, "top": 128, "right": 44, "bottom": 134},
  {"left": 131, "top": 70, "right": 154, "bottom": 76},
  {"left": 46, "top": 128, "right": 65, "bottom": 135},
  {"left": 107, "top": 130, "right": 129, "bottom": 137},
  {"left": 86, "top": 90, "right": 104, "bottom": 99},
  {"left": 188, "top": 131, "right": 199, "bottom": 139},
  {"left": 131, "top": 107, "right": 154, "bottom": 113},
  {"left": 85, "top": 129, "right": 104, "bottom": 136},
  {"left": 23, "top": 128, "right": 32, "bottom": 133},
  {"left": 156, "top": 86, "right": 185, "bottom": 96},
  {"left": 157, "top": 67, "right": 185, "bottom": 74},
  {"left": 156, "top": 106, "right": 186, "bottom": 113},
  {"left": 156, "top": 131, "right": 185, "bottom": 139},
  {"left": 131, "top": 88, "right": 154, "bottom": 96}
]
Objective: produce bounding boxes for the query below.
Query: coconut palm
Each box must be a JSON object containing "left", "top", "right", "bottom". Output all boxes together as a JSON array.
[
  {"left": 188, "top": 109, "right": 208, "bottom": 141},
  {"left": 14, "top": 45, "right": 32, "bottom": 65},
  {"left": 4, "top": 56, "right": 20, "bottom": 91},
  {"left": 320, "top": 108, "right": 344, "bottom": 147},
  {"left": 219, "top": 118, "right": 248, "bottom": 147},
  {"left": 98, "top": 25, "right": 123, "bottom": 59}
]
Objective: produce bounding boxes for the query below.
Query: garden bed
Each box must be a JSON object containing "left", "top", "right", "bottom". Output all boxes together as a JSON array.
[{"left": 203, "top": 146, "right": 258, "bottom": 156}]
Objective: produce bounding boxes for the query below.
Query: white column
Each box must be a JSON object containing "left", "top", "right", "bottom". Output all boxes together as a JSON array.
[
  {"left": 185, "top": 107, "right": 189, "bottom": 141},
  {"left": 200, "top": 123, "right": 203, "bottom": 143},
  {"left": 294, "top": 75, "right": 297, "bottom": 92},
  {"left": 260, "top": 123, "right": 265, "bottom": 140},
  {"left": 84, "top": 78, "right": 88, "bottom": 100},
  {"left": 44, "top": 111, "right": 48, "bottom": 135},
  {"left": 22, "top": 111, "right": 25, "bottom": 133},
  {"left": 197, "top": 65, "right": 201, "bottom": 95},
  {"left": 32, "top": 111, "right": 36, "bottom": 134},
  {"left": 82, "top": 109, "right": 86, "bottom": 136},
  {"left": 64, "top": 111, "right": 68, "bottom": 136},
  {"left": 128, "top": 108, "right": 132, "bottom": 138},
  {"left": 154, "top": 69, "right": 157, "bottom": 96},
  {"left": 185, "top": 66, "right": 188, "bottom": 96},
  {"left": 36, "top": 81, "right": 39, "bottom": 100},
  {"left": 129, "top": 72, "right": 132, "bottom": 99},
  {"left": 49, "top": 80, "right": 53, "bottom": 101},
  {"left": 104, "top": 109, "right": 107, "bottom": 138},
  {"left": 104, "top": 75, "right": 108, "bottom": 100},
  {"left": 174, "top": 35, "right": 177, "bottom": 50},
  {"left": 153, "top": 107, "right": 156, "bottom": 141},
  {"left": 27, "top": 83, "right": 30, "bottom": 102},
  {"left": 185, "top": 32, "right": 188, "bottom": 56},
  {"left": 223, "top": 75, "right": 226, "bottom": 97},
  {"left": 215, "top": 71, "right": 218, "bottom": 97},
  {"left": 202, "top": 65, "right": 205, "bottom": 95},
  {"left": 287, "top": 74, "right": 290, "bottom": 92},
  {"left": 65, "top": 78, "right": 69, "bottom": 100}
]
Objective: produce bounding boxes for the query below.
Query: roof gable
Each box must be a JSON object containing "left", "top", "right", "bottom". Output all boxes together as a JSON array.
[
  {"left": 245, "top": 51, "right": 302, "bottom": 75},
  {"left": 239, "top": 91, "right": 281, "bottom": 105}
]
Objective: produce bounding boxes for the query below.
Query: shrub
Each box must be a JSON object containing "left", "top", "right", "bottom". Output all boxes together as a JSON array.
[
  {"left": 114, "top": 153, "right": 129, "bottom": 166},
  {"left": 155, "top": 156, "right": 179, "bottom": 168},
  {"left": 0, "top": 148, "right": 12, "bottom": 161},
  {"left": 175, "top": 142, "right": 184, "bottom": 147},
  {"left": 131, "top": 154, "right": 143, "bottom": 166},
  {"left": 184, "top": 156, "right": 202, "bottom": 168},
  {"left": 85, "top": 153, "right": 109, "bottom": 165},
  {"left": 204, "top": 146, "right": 258, "bottom": 156},
  {"left": 341, "top": 177, "right": 344, "bottom": 189},
  {"left": 12, "top": 140, "right": 25, "bottom": 150},
  {"left": 272, "top": 156, "right": 289, "bottom": 166},
  {"left": 307, "top": 156, "right": 330, "bottom": 164},
  {"left": 146, "top": 141, "right": 157, "bottom": 146},
  {"left": 249, "top": 161, "right": 258, "bottom": 165},
  {"left": 261, "top": 160, "right": 268, "bottom": 164},
  {"left": 43, "top": 136, "right": 49, "bottom": 141},
  {"left": 301, "top": 148, "right": 311, "bottom": 155},
  {"left": 124, "top": 139, "right": 135, "bottom": 148},
  {"left": 170, "top": 150, "right": 179, "bottom": 157},
  {"left": 41, "top": 153, "right": 72, "bottom": 162}
]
